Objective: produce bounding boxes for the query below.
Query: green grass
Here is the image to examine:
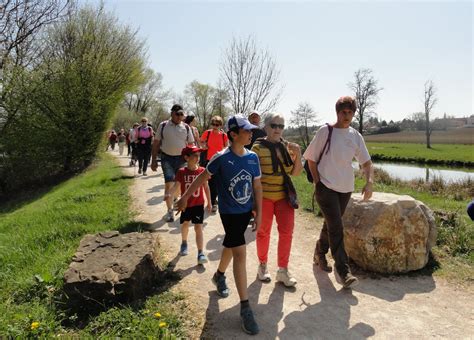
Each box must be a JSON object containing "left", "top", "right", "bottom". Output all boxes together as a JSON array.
[
  {"left": 293, "top": 171, "right": 474, "bottom": 283},
  {"left": 0, "top": 154, "right": 191, "bottom": 338},
  {"left": 366, "top": 142, "right": 474, "bottom": 166}
]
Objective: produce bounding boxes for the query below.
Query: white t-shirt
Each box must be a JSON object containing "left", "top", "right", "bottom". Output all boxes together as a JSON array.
[
  {"left": 156, "top": 120, "right": 195, "bottom": 156},
  {"left": 303, "top": 125, "right": 371, "bottom": 193}
]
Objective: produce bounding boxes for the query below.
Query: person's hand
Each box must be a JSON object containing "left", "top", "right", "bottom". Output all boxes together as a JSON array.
[
  {"left": 151, "top": 160, "right": 158, "bottom": 172},
  {"left": 253, "top": 211, "right": 261, "bottom": 233},
  {"left": 362, "top": 182, "right": 373, "bottom": 201},
  {"left": 175, "top": 197, "right": 188, "bottom": 213},
  {"left": 206, "top": 203, "right": 212, "bottom": 213},
  {"left": 287, "top": 142, "right": 301, "bottom": 156}
]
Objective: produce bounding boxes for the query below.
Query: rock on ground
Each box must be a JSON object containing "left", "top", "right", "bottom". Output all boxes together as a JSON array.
[
  {"left": 343, "top": 192, "right": 437, "bottom": 273},
  {"left": 63, "top": 231, "right": 161, "bottom": 308}
]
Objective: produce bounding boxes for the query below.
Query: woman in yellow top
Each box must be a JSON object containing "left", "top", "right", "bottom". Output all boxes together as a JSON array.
[{"left": 251, "top": 113, "right": 303, "bottom": 286}]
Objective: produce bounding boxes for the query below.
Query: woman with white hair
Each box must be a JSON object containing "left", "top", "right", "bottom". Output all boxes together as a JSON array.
[{"left": 251, "top": 113, "right": 303, "bottom": 286}]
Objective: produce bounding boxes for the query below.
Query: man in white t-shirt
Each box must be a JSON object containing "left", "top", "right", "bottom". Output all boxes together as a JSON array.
[
  {"left": 151, "top": 104, "right": 195, "bottom": 222},
  {"left": 303, "top": 96, "right": 374, "bottom": 289}
]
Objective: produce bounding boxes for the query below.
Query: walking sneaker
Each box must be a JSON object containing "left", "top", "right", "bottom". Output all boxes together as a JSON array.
[
  {"left": 197, "top": 252, "right": 208, "bottom": 265},
  {"left": 143, "top": 171, "right": 147, "bottom": 176},
  {"left": 211, "top": 204, "right": 218, "bottom": 213},
  {"left": 335, "top": 271, "right": 359, "bottom": 289},
  {"left": 257, "top": 263, "right": 271, "bottom": 282},
  {"left": 165, "top": 210, "right": 174, "bottom": 222},
  {"left": 240, "top": 306, "right": 260, "bottom": 335},
  {"left": 313, "top": 254, "right": 333, "bottom": 273},
  {"left": 138, "top": 168, "right": 142, "bottom": 174},
  {"left": 276, "top": 268, "right": 297, "bottom": 287},
  {"left": 179, "top": 243, "right": 188, "bottom": 256},
  {"left": 211, "top": 272, "right": 230, "bottom": 298}
]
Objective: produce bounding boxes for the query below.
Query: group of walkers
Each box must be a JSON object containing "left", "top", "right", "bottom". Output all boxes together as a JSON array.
[{"left": 112, "top": 97, "right": 374, "bottom": 336}]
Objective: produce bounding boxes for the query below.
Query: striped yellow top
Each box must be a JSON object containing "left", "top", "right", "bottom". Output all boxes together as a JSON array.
[{"left": 251, "top": 143, "right": 294, "bottom": 201}]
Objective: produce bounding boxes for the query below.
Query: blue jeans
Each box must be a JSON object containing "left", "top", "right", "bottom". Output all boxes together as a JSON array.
[{"left": 161, "top": 153, "right": 185, "bottom": 182}]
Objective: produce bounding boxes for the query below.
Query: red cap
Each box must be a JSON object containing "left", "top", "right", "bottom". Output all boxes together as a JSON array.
[{"left": 181, "top": 145, "right": 205, "bottom": 156}]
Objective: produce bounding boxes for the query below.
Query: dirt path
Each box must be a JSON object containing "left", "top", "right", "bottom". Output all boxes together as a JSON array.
[{"left": 112, "top": 151, "right": 473, "bottom": 339}]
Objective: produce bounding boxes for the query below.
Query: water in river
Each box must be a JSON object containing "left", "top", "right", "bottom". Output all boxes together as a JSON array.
[{"left": 366, "top": 162, "right": 474, "bottom": 183}]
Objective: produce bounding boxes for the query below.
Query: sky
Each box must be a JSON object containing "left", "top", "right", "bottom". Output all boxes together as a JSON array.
[{"left": 90, "top": 0, "right": 472, "bottom": 124}]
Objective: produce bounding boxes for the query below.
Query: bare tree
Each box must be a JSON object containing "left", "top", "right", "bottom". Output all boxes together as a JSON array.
[
  {"left": 423, "top": 80, "right": 437, "bottom": 149},
  {"left": 0, "top": 0, "right": 73, "bottom": 133},
  {"left": 184, "top": 80, "right": 217, "bottom": 131},
  {"left": 290, "top": 102, "right": 318, "bottom": 149},
  {"left": 219, "top": 36, "right": 282, "bottom": 114},
  {"left": 124, "top": 68, "right": 170, "bottom": 115},
  {"left": 348, "top": 68, "right": 383, "bottom": 134}
]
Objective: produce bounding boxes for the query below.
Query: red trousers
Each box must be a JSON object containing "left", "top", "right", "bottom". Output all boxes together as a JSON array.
[{"left": 257, "top": 198, "right": 295, "bottom": 268}]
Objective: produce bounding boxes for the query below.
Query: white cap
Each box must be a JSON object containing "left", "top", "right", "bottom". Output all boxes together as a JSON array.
[
  {"left": 248, "top": 110, "right": 260, "bottom": 117},
  {"left": 226, "top": 114, "right": 259, "bottom": 132}
]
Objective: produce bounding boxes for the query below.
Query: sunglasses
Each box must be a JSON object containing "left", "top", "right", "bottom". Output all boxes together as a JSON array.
[
  {"left": 211, "top": 123, "right": 221, "bottom": 126},
  {"left": 270, "top": 123, "right": 285, "bottom": 129}
]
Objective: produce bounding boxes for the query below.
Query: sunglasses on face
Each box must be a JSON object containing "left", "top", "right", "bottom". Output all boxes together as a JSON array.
[
  {"left": 270, "top": 123, "right": 285, "bottom": 129},
  {"left": 211, "top": 123, "right": 221, "bottom": 126}
]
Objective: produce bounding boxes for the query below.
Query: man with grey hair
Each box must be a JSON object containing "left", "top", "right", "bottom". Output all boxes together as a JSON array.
[{"left": 245, "top": 110, "right": 267, "bottom": 149}]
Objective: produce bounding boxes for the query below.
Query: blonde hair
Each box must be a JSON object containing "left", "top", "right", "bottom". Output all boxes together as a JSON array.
[{"left": 210, "top": 116, "right": 223, "bottom": 126}]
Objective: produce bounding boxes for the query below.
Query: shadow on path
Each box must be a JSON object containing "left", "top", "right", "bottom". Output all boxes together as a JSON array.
[{"left": 278, "top": 266, "right": 375, "bottom": 339}]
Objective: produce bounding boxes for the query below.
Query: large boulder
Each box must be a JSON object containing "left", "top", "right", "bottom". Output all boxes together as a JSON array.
[
  {"left": 343, "top": 192, "right": 437, "bottom": 274},
  {"left": 64, "top": 231, "right": 161, "bottom": 308}
]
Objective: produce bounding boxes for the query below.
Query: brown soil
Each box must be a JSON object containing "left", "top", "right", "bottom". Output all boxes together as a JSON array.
[{"left": 113, "top": 151, "right": 473, "bottom": 339}]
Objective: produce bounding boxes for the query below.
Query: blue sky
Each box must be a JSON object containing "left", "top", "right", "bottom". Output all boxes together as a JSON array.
[{"left": 93, "top": 0, "right": 472, "bottom": 123}]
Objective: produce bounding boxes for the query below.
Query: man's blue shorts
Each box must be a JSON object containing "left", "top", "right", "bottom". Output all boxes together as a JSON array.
[{"left": 161, "top": 153, "right": 185, "bottom": 183}]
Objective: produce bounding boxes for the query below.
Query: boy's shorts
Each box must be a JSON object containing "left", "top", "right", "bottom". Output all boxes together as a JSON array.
[
  {"left": 180, "top": 205, "right": 205, "bottom": 224},
  {"left": 219, "top": 211, "right": 253, "bottom": 248},
  {"left": 161, "top": 153, "right": 185, "bottom": 183}
]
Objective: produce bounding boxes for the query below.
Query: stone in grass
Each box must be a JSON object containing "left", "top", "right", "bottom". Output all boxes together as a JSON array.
[
  {"left": 63, "top": 231, "right": 161, "bottom": 308},
  {"left": 343, "top": 192, "right": 437, "bottom": 274}
]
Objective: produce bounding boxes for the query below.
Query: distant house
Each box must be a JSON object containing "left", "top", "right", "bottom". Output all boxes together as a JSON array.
[{"left": 466, "top": 115, "right": 474, "bottom": 127}]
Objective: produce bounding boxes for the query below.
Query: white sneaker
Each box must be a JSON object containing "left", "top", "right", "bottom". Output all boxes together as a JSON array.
[
  {"left": 257, "top": 263, "right": 271, "bottom": 282},
  {"left": 276, "top": 268, "right": 297, "bottom": 287}
]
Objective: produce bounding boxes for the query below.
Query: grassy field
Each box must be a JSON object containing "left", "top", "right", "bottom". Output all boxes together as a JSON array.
[
  {"left": 293, "top": 171, "right": 474, "bottom": 282},
  {"left": 365, "top": 142, "right": 474, "bottom": 166},
  {"left": 0, "top": 154, "right": 193, "bottom": 338},
  {"left": 364, "top": 128, "right": 473, "bottom": 144}
]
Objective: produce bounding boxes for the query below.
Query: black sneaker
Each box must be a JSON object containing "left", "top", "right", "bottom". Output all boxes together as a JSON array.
[
  {"left": 240, "top": 307, "right": 259, "bottom": 335},
  {"left": 313, "top": 254, "right": 332, "bottom": 273},
  {"left": 335, "top": 271, "right": 359, "bottom": 289},
  {"left": 211, "top": 272, "right": 230, "bottom": 298}
]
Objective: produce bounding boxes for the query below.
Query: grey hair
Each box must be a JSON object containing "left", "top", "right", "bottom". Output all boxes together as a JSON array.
[{"left": 263, "top": 112, "right": 285, "bottom": 127}]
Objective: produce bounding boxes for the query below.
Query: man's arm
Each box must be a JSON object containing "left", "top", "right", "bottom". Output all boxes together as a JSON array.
[
  {"left": 361, "top": 160, "right": 374, "bottom": 201},
  {"left": 307, "top": 159, "right": 320, "bottom": 187},
  {"left": 176, "top": 171, "right": 211, "bottom": 212},
  {"left": 151, "top": 138, "right": 161, "bottom": 171},
  {"left": 252, "top": 178, "right": 263, "bottom": 232}
]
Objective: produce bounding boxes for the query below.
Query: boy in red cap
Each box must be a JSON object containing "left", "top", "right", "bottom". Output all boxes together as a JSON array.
[{"left": 171, "top": 145, "right": 212, "bottom": 264}]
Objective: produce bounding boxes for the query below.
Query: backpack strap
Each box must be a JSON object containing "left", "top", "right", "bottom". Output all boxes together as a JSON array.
[
  {"left": 316, "top": 123, "right": 334, "bottom": 166},
  {"left": 160, "top": 120, "right": 168, "bottom": 140}
]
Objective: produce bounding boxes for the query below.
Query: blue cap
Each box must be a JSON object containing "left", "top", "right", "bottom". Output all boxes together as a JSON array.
[{"left": 226, "top": 114, "right": 259, "bottom": 132}]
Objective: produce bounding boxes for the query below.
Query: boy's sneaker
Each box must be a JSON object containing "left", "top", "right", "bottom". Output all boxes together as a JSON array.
[
  {"left": 335, "top": 271, "right": 359, "bottom": 289},
  {"left": 240, "top": 307, "right": 259, "bottom": 335},
  {"left": 197, "top": 253, "right": 208, "bottom": 265},
  {"left": 138, "top": 168, "right": 142, "bottom": 174},
  {"left": 276, "top": 268, "right": 297, "bottom": 287},
  {"left": 165, "top": 210, "right": 174, "bottom": 222},
  {"left": 257, "top": 263, "right": 271, "bottom": 282},
  {"left": 143, "top": 172, "right": 147, "bottom": 176},
  {"left": 211, "top": 272, "right": 230, "bottom": 298},
  {"left": 313, "top": 254, "right": 332, "bottom": 273},
  {"left": 211, "top": 204, "right": 218, "bottom": 213},
  {"left": 179, "top": 243, "right": 188, "bottom": 256}
]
